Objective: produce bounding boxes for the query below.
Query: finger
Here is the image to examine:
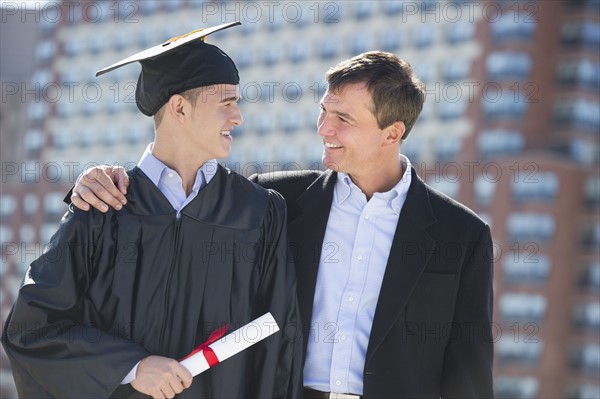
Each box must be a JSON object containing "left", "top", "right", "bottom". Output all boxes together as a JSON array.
[
  {"left": 94, "top": 169, "right": 127, "bottom": 207},
  {"left": 169, "top": 380, "right": 185, "bottom": 395},
  {"left": 81, "top": 178, "right": 124, "bottom": 211},
  {"left": 113, "top": 166, "right": 130, "bottom": 198},
  {"left": 176, "top": 366, "right": 193, "bottom": 389},
  {"left": 70, "top": 192, "right": 90, "bottom": 211},
  {"left": 161, "top": 386, "right": 176, "bottom": 399},
  {"left": 78, "top": 186, "right": 109, "bottom": 213}
]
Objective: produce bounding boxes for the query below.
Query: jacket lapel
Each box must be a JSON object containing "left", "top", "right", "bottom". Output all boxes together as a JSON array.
[
  {"left": 288, "top": 169, "right": 337, "bottom": 354},
  {"left": 366, "top": 169, "right": 437, "bottom": 362}
]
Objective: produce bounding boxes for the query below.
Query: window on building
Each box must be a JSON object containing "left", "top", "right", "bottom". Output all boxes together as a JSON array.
[
  {"left": 500, "top": 293, "right": 547, "bottom": 321},
  {"left": 35, "top": 39, "right": 57, "bottom": 64},
  {"left": 52, "top": 129, "right": 71, "bottom": 150},
  {"left": 478, "top": 129, "right": 525, "bottom": 158},
  {"left": 570, "top": 343, "right": 600, "bottom": 373},
  {"left": 446, "top": 21, "right": 476, "bottom": 44},
  {"left": 512, "top": 171, "right": 559, "bottom": 203},
  {"left": 584, "top": 175, "right": 600, "bottom": 209},
  {"left": 487, "top": 51, "right": 532, "bottom": 80},
  {"left": 427, "top": 179, "right": 460, "bottom": 199},
  {"left": 78, "top": 127, "right": 96, "bottom": 148},
  {"left": 236, "top": 47, "right": 254, "bottom": 69},
  {"left": 381, "top": 1, "right": 403, "bottom": 15},
  {"left": 0, "top": 195, "right": 17, "bottom": 221},
  {"left": 438, "top": 97, "right": 468, "bottom": 121},
  {"left": 379, "top": 29, "right": 404, "bottom": 52},
  {"left": 40, "top": 223, "right": 59, "bottom": 245},
  {"left": 44, "top": 193, "right": 65, "bottom": 216},
  {"left": 0, "top": 225, "right": 13, "bottom": 244},
  {"left": 506, "top": 212, "right": 555, "bottom": 242},
  {"left": 19, "top": 224, "right": 36, "bottom": 244},
  {"left": 353, "top": 1, "right": 375, "bottom": 20},
  {"left": 578, "top": 262, "right": 600, "bottom": 291},
  {"left": 482, "top": 92, "right": 528, "bottom": 120},
  {"left": 27, "top": 102, "right": 49, "bottom": 123},
  {"left": 255, "top": 114, "right": 275, "bottom": 135},
  {"left": 24, "top": 129, "right": 45, "bottom": 152},
  {"left": 349, "top": 32, "right": 374, "bottom": 56},
  {"left": 263, "top": 45, "right": 281, "bottom": 67},
  {"left": 475, "top": 176, "right": 496, "bottom": 207},
  {"left": 554, "top": 98, "right": 600, "bottom": 131},
  {"left": 414, "top": 25, "right": 436, "bottom": 49},
  {"left": 561, "top": 21, "right": 600, "bottom": 48},
  {"left": 495, "top": 376, "right": 539, "bottom": 399},
  {"left": 491, "top": 13, "right": 536, "bottom": 42},
  {"left": 565, "top": 383, "right": 600, "bottom": 399},
  {"left": 318, "top": 38, "right": 340, "bottom": 60},
  {"left": 435, "top": 135, "right": 463, "bottom": 161},
  {"left": 442, "top": 58, "right": 472, "bottom": 82},
  {"left": 23, "top": 194, "right": 39, "bottom": 216},
  {"left": 556, "top": 59, "right": 600, "bottom": 90},
  {"left": 580, "top": 222, "right": 600, "bottom": 250},
  {"left": 572, "top": 302, "right": 600, "bottom": 329},
  {"left": 503, "top": 254, "right": 551, "bottom": 283},
  {"left": 411, "top": 61, "right": 436, "bottom": 84},
  {"left": 280, "top": 110, "right": 302, "bottom": 134},
  {"left": 497, "top": 337, "right": 543, "bottom": 364},
  {"left": 288, "top": 41, "right": 310, "bottom": 64}
]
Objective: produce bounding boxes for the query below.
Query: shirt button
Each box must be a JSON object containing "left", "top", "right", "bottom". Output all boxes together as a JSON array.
[
  {"left": 335, "top": 380, "right": 341, "bottom": 386},
  {"left": 365, "top": 214, "right": 370, "bottom": 220},
  {"left": 168, "top": 172, "right": 174, "bottom": 178},
  {"left": 348, "top": 296, "right": 354, "bottom": 302},
  {"left": 357, "top": 254, "right": 363, "bottom": 261},
  {"left": 340, "top": 334, "right": 346, "bottom": 341}
]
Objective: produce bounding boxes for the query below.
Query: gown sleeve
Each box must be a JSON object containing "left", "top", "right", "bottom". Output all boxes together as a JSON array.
[
  {"left": 249, "top": 189, "right": 303, "bottom": 399},
  {"left": 1, "top": 206, "right": 149, "bottom": 399}
]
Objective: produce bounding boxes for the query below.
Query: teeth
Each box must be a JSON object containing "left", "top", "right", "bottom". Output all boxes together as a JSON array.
[
  {"left": 221, "top": 131, "right": 231, "bottom": 136},
  {"left": 325, "top": 142, "right": 342, "bottom": 148}
]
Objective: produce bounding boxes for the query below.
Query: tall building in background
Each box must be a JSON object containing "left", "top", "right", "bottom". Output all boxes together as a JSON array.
[{"left": 1, "top": 1, "right": 598, "bottom": 398}]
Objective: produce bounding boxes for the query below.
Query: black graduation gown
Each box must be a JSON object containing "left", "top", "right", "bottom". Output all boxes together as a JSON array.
[{"left": 2, "top": 165, "right": 302, "bottom": 399}]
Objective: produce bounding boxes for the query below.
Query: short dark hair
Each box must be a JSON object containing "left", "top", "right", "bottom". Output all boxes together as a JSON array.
[
  {"left": 325, "top": 51, "right": 426, "bottom": 139},
  {"left": 153, "top": 87, "right": 204, "bottom": 127}
]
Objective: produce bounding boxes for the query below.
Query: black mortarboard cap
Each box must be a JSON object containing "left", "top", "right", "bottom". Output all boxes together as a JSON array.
[{"left": 96, "top": 21, "right": 241, "bottom": 116}]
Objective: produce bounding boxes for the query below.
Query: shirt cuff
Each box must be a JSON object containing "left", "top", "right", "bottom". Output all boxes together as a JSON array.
[{"left": 121, "top": 361, "right": 140, "bottom": 384}]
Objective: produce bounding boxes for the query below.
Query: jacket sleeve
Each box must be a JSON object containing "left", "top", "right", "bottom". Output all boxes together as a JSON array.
[
  {"left": 250, "top": 189, "right": 303, "bottom": 399},
  {"left": 441, "top": 224, "right": 494, "bottom": 398},
  {"left": 1, "top": 207, "right": 149, "bottom": 398}
]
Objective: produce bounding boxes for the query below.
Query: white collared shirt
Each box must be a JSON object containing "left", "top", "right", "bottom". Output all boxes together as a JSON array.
[
  {"left": 137, "top": 143, "right": 218, "bottom": 218},
  {"left": 303, "top": 155, "right": 412, "bottom": 395}
]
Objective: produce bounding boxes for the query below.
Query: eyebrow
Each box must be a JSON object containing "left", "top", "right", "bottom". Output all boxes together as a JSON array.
[
  {"left": 220, "top": 96, "right": 240, "bottom": 103},
  {"left": 321, "top": 101, "right": 356, "bottom": 123}
]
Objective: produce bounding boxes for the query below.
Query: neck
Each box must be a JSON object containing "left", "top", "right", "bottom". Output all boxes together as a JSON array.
[
  {"left": 347, "top": 159, "right": 405, "bottom": 200},
  {"left": 152, "top": 136, "right": 209, "bottom": 196}
]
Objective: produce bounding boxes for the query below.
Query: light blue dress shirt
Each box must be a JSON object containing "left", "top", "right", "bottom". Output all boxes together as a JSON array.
[
  {"left": 121, "top": 143, "right": 218, "bottom": 384},
  {"left": 137, "top": 143, "right": 218, "bottom": 218},
  {"left": 303, "top": 155, "right": 412, "bottom": 395}
]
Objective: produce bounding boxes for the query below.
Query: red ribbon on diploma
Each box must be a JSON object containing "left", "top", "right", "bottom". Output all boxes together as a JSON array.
[{"left": 179, "top": 324, "right": 229, "bottom": 367}]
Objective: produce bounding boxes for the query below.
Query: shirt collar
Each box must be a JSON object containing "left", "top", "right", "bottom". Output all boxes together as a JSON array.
[
  {"left": 137, "top": 142, "right": 219, "bottom": 188},
  {"left": 335, "top": 154, "right": 412, "bottom": 215}
]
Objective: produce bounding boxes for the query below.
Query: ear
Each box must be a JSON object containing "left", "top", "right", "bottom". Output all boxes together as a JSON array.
[
  {"left": 166, "top": 94, "right": 188, "bottom": 123},
  {"left": 383, "top": 121, "right": 405, "bottom": 146}
]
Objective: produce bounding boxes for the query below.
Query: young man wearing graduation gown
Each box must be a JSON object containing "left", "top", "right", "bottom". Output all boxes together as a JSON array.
[
  {"left": 2, "top": 23, "right": 302, "bottom": 399},
  {"left": 66, "top": 52, "right": 494, "bottom": 398}
]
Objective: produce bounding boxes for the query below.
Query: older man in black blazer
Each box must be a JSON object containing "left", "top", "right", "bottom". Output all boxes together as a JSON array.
[{"left": 70, "top": 51, "right": 494, "bottom": 399}]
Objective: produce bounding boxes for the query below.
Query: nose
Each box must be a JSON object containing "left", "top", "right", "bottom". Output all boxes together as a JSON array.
[
  {"left": 317, "top": 110, "right": 333, "bottom": 137},
  {"left": 232, "top": 106, "right": 243, "bottom": 126}
]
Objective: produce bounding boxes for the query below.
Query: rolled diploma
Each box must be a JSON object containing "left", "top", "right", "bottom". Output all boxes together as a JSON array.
[{"left": 179, "top": 312, "right": 280, "bottom": 376}]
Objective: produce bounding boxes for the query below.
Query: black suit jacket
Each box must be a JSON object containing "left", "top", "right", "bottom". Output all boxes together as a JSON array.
[{"left": 250, "top": 168, "right": 494, "bottom": 399}]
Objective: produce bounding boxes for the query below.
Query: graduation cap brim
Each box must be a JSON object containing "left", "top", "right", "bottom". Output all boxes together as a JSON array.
[{"left": 96, "top": 21, "right": 241, "bottom": 77}]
